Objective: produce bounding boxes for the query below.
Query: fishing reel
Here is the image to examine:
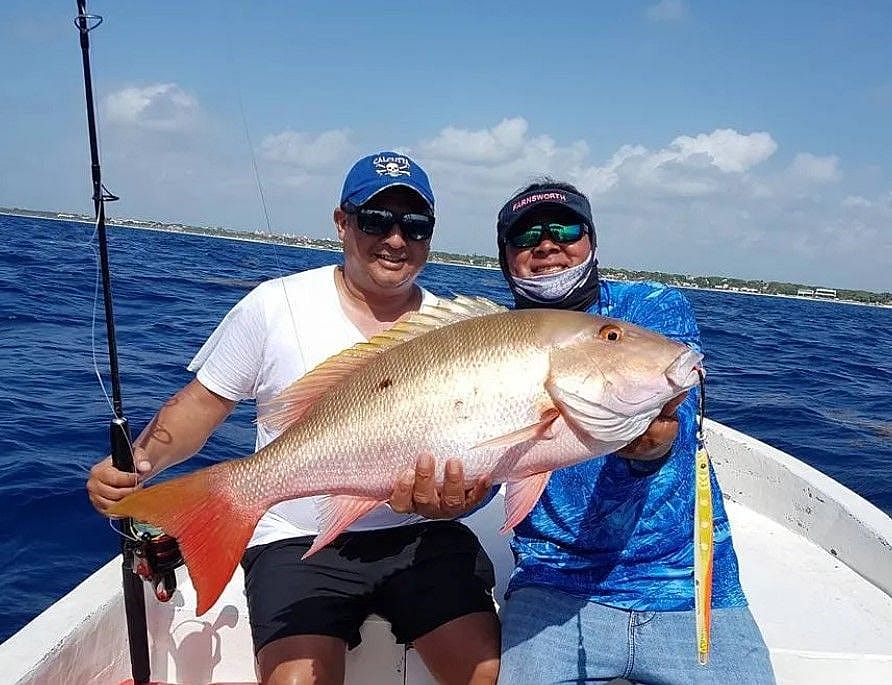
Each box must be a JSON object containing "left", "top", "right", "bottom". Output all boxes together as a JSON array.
[
  {"left": 126, "top": 520, "right": 184, "bottom": 602},
  {"left": 106, "top": 418, "right": 184, "bottom": 603}
]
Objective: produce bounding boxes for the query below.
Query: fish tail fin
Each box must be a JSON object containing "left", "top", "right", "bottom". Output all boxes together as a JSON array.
[{"left": 108, "top": 463, "right": 264, "bottom": 616}]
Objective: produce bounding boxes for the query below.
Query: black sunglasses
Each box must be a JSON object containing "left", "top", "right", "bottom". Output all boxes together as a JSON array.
[
  {"left": 507, "top": 222, "right": 587, "bottom": 249},
  {"left": 344, "top": 206, "right": 435, "bottom": 242}
]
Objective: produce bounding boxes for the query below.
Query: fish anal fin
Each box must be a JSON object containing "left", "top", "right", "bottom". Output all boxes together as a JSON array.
[
  {"left": 472, "top": 408, "right": 560, "bottom": 450},
  {"left": 106, "top": 464, "right": 264, "bottom": 616},
  {"left": 501, "top": 471, "right": 552, "bottom": 534},
  {"left": 303, "top": 495, "right": 384, "bottom": 558}
]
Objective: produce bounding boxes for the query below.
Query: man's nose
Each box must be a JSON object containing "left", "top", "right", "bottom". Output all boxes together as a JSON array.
[
  {"left": 382, "top": 223, "right": 407, "bottom": 247},
  {"left": 533, "top": 236, "right": 560, "bottom": 254}
]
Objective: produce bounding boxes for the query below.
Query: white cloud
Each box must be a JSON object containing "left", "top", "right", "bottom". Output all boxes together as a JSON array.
[
  {"left": 410, "top": 119, "right": 888, "bottom": 290},
  {"left": 841, "top": 191, "right": 892, "bottom": 217},
  {"left": 826, "top": 192, "right": 892, "bottom": 256},
  {"left": 646, "top": 0, "right": 688, "bottom": 22},
  {"left": 260, "top": 129, "right": 354, "bottom": 169},
  {"left": 419, "top": 122, "right": 777, "bottom": 203},
  {"left": 419, "top": 118, "right": 529, "bottom": 165},
  {"left": 572, "top": 129, "right": 777, "bottom": 198},
  {"left": 84, "top": 109, "right": 890, "bottom": 291},
  {"left": 842, "top": 195, "right": 872, "bottom": 208},
  {"left": 417, "top": 118, "right": 590, "bottom": 204},
  {"left": 667, "top": 130, "right": 777, "bottom": 173},
  {"left": 788, "top": 153, "right": 842, "bottom": 183},
  {"left": 104, "top": 84, "right": 199, "bottom": 132}
]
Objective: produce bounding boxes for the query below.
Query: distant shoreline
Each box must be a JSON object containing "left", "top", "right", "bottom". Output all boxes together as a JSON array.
[
  {"left": 125, "top": 219, "right": 509, "bottom": 272},
  {"left": 4, "top": 209, "right": 889, "bottom": 307},
  {"left": 674, "top": 284, "right": 890, "bottom": 308}
]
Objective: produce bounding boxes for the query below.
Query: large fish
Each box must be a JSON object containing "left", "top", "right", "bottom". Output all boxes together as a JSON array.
[{"left": 109, "top": 296, "right": 702, "bottom": 614}]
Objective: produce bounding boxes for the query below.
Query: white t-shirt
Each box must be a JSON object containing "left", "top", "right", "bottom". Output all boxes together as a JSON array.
[{"left": 188, "top": 264, "right": 436, "bottom": 548}]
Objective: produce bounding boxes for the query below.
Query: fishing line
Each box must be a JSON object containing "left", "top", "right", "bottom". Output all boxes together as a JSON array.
[
  {"left": 84, "top": 214, "right": 149, "bottom": 563},
  {"left": 225, "top": 16, "right": 301, "bottom": 345},
  {"left": 80, "top": 12, "right": 123, "bottom": 422},
  {"left": 84, "top": 18, "right": 298, "bottom": 476},
  {"left": 86, "top": 214, "right": 140, "bottom": 474},
  {"left": 696, "top": 367, "right": 706, "bottom": 437},
  {"left": 88, "top": 214, "right": 115, "bottom": 414},
  {"left": 234, "top": 91, "right": 300, "bottom": 342},
  {"left": 108, "top": 516, "right": 141, "bottom": 542}
]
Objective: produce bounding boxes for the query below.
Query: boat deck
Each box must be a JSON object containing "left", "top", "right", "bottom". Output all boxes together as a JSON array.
[
  {"left": 728, "top": 499, "right": 892, "bottom": 681},
  {"left": 3, "top": 420, "right": 892, "bottom": 683},
  {"left": 123, "top": 494, "right": 892, "bottom": 684}
]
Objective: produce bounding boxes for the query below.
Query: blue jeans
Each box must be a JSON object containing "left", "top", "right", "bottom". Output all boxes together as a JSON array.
[{"left": 499, "top": 587, "right": 775, "bottom": 684}]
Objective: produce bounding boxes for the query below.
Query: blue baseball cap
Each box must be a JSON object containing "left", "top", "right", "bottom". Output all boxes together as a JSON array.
[{"left": 340, "top": 151, "right": 435, "bottom": 211}]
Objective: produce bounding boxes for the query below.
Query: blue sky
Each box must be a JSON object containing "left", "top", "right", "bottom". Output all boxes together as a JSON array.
[{"left": 2, "top": 1, "right": 890, "bottom": 291}]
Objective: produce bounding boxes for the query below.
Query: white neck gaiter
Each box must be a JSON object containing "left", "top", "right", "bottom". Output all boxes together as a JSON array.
[{"left": 510, "top": 250, "right": 596, "bottom": 304}]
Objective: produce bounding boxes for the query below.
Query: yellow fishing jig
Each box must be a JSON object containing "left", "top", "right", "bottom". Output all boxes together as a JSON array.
[{"left": 693, "top": 368, "right": 713, "bottom": 666}]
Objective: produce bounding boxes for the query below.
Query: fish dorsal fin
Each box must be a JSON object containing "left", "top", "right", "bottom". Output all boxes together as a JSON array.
[
  {"left": 423, "top": 294, "right": 507, "bottom": 320},
  {"left": 260, "top": 295, "right": 507, "bottom": 433}
]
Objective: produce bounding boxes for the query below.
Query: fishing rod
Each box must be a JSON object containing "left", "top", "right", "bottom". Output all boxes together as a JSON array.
[
  {"left": 74, "top": 0, "right": 172, "bottom": 684},
  {"left": 74, "top": 6, "right": 255, "bottom": 678}
]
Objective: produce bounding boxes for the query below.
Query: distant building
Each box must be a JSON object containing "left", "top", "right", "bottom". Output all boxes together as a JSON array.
[
  {"left": 813, "top": 288, "right": 838, "bottom": 299},
  {"left": 797, "top": 288, "right": 814, "bottom": 296}
]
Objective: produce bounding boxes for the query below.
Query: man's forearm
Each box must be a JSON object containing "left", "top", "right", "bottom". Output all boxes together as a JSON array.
[{"left": 134, "top": 378, "right": 236, "bottom": 476}]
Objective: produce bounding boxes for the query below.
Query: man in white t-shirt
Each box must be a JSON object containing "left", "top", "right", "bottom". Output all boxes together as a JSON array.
[{"left": 87, "top": 152, "right": 501, "bottom": 684}]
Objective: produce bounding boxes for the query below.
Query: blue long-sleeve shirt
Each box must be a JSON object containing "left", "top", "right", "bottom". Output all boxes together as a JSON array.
[{"left": 506, "top": 280, "right": 747, "bottom": 610}]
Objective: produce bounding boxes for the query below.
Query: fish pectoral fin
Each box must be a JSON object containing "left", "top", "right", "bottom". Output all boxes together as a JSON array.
[
  {"left": 472, "top": 408, "right": 561, "bottom": 450},
  {"left": 303, "top": 495, "right": 384, "bottom": 559},
  {"left": 501, "top": 471, "right": 552, "bottom": 534}
]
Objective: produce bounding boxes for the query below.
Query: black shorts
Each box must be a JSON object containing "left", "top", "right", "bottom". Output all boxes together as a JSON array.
[{"left": 241, "top": 520, "right": 497, "bottom": 653}]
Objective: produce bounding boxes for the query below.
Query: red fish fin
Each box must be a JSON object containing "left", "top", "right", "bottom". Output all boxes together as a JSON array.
[
  {"left": 501, "top": 471, "right": 552, "bottom": 534},
  {"left": 303, "top": 495, "right": 384, "bottom": 558},
  {"left": 260, "top": 296, "right": 508, "bottom": 434},
  {"left": 107, "top": 464, "right": 264, "bottom": 616},
  {"left": 472, "top": 408, "right": 560, "bottom": 450}
]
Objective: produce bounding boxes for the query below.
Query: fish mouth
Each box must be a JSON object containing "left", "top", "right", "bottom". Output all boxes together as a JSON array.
[
  {"left": 664, "top": 349, "right": 704, "bottom": 391},
  {"left": 556, "top": 348, "right": 705, "bottom": 422}
]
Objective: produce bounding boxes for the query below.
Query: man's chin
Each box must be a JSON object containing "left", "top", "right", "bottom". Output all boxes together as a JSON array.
[{"left": 369, "top": 261, "right": 419, "bottom": 289}]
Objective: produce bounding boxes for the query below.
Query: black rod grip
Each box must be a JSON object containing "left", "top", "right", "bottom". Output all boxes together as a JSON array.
[
  {"left": 110, "top": 416, "right": 134, "bottom": 473},
  {"left": 120, "top": 564, "right": 150, "bottom": 683},
  {"left": 109, "top": 415, "right": 150, "bottom": 682}
]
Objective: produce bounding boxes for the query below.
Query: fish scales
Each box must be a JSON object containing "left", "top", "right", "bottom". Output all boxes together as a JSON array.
[{"left": 239, "top": 309, "right": 555, "bottom": 502}]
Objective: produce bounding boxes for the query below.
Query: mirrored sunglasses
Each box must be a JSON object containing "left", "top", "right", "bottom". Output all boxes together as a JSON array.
[{"left": 507, "top": 222, "right": 586, "bottom": 248}]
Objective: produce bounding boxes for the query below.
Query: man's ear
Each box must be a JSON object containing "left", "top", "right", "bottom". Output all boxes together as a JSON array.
[{"left": 333, "top": 207, "right": 347, "bottom": 241}]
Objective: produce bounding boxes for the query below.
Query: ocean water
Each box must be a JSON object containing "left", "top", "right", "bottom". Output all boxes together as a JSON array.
[{"left": 1, "top": 213, "right": 890, "bottom": 643}]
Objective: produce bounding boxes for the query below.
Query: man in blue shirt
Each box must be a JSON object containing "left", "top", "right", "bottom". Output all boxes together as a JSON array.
[{"left": 493, "top": 180, "right": 775, "bottom": 683}]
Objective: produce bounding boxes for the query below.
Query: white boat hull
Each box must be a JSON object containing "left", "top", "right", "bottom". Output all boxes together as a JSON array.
[{"left": 2, "top": 420, "right": 891, "bottom": 684}]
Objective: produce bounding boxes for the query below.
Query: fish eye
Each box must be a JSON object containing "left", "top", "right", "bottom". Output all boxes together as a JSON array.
[{"left": 598, "top": 324, "right": 623, "bottom": 342}]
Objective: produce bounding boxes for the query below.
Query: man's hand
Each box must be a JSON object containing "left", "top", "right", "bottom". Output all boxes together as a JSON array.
[
  {"left": 86, "top": 448, "right": 153, "bottom": 517},
  {"left": 617, "top": 392, "right": 689, "bottom": 461},
  {"left": 390, "top": 453, "right": 492, "bottom": 519}
]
